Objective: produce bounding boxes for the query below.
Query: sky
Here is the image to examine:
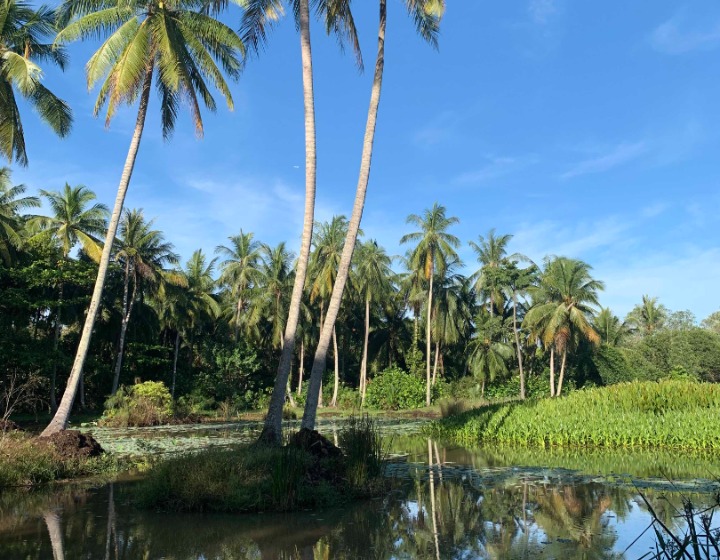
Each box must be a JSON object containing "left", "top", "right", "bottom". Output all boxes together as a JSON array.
[{"left": 11, "top": 0, "right": 720, "bottom": 321}]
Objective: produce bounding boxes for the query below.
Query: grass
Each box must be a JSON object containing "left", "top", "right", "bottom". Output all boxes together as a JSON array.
[
  {"left": 428, "top": 380, "right": 720, "bottom": 451},
  {"left": 137, "top": 415, "right": 390, "bottom": 513},
  {"left": 0, "top": 433, "right": 126, "bottom": 488}
]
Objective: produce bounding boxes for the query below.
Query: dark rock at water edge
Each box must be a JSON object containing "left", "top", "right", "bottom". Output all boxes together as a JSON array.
[{"left": 40, "top": 430, "right": 104, "bottom": 459}]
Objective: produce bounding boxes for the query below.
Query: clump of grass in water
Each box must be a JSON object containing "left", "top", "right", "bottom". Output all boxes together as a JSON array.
[
  {"left": 338, "top": 414, "right": 385, "bottom": 490},
  {"left": 270, "top": 446, "right": 308, "bottom": 510}
]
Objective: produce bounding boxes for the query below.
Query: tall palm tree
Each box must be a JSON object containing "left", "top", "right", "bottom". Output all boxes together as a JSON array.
[
  {"left": 352, "top": 239, "right": 393, "bottom": 405},
  {"left": 32, "top": 184, "right": 108, "bottom": 411},
  {"left": 247, "top": 0, "right": 362, "bottom": 444},
  {"left": 0, "top": 0, "right": 72, "bottom": 166},
  {"left": 0, "top": 167, "right": 38, "bottom": 264},
  {"left": 42, "top": 0, "right": 244, "bottom": 436},
  {"left": 505, "top": 261, "right": 537, "bottom": 399},
  {"left": 309, "top": 215, "right": 350, "bottom": 407},
  {"left": 467, "top": 312, "right": 513, "bottom": 397},
  {"left": 256, "top": 242, "right": 295, "bottom": 352},
  {"left": 111, "top": 209, "right": 178, "bottom": 394},
  {"left": 524, "top": 257, "right": 603, "bottom": 397},
  {"left": 300, "top": 0, "right": 445, "bottom": 430},
  {"left": 215, "top": 230, "right": 263, "bottom": 340},
  {"left": 469, "top": 229, "right": 517, "bottom": 317},
  {"left": 399, "top": 203, "right": 459, "bottom": 407}
]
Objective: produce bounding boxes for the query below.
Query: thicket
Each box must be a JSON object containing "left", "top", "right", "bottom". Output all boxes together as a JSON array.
[
  {"left": 100, "top": 381, "right": 174, "bottom": 427},
  {"left": 429, "top": 380, "right": 720, "bottom": 451},
  {"left": 365, "top": 367, "right": 447, "bottom": 410}
]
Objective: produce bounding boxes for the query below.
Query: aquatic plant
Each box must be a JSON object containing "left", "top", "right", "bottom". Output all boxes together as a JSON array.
[{"left": 429, "top": 380, "right": 720, "bottom": 451}]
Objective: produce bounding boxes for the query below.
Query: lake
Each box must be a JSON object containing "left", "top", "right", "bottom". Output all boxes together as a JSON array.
[{"left": 0, "top": 419, "right": 717, "bottom": 559}]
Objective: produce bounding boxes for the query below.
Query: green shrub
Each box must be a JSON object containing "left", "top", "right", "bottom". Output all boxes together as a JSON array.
[
  {"left": 439, "top": 398, "right": 474, "bottom": 418},
  {"left": 101, "top": 381, "right": 173, "bottom": 427},
  {"left": 429, "top": 380, "right": 720, "bottom": 451},
  {"left": 365, "top": 367, "right": 425, "bottom": 410}
]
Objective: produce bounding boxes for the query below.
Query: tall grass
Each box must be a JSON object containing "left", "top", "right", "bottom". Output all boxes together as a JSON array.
[
  {"left": 429, "top": 380, "right": 720, "bottom": 451},
  {"left": 338, "top": 415, "right": 385, "bottom": 489}
]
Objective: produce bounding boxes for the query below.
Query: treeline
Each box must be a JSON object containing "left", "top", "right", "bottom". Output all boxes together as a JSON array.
[{"left": 2, "top": 177, "right": 719, "bottom": 417}]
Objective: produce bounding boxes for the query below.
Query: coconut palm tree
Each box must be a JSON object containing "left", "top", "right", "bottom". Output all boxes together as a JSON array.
[
  {"left": 246, "top": 0, "right": 362, "bottom": 444},
  {"left": 625, "top": 295, "right": 667, "bottom": 336},
  {"left": 352, "top": 239, "right": 393, "bottom": 404},
  {"left": 594, "top": 307, "right": 632, "bottom": 347},
  {"left": 308, "top": 215, "right": 350, "bottom": 407},
  {"left": 299, "top": 0, "right": 445, "bottom": 430},
  {"left": 0, "top": 0, "right": 72, "bottom": 166},
  {"left": 32, "top": 184, "right": 108, "bottom": 411},
  {"left": 111, "top": 209, "right": 178, "bottom": 394},
  {"left": 256, "top": 242, "right": 295, "bottom": 352},
  {"left": 42, "top": 0, "right": 244, "bottom": 436},
  {"left": 524, "top": 257, "right": 603, "bottom": 397},
  {"left": 0, "top": 167, "right": 38, "bottom": 265},
  {"left": 399, "top": 203, "right": 459, "bottom": 407},
  {"left": 504, "top": 261, "right": 538, "bottom": 399},
  {"left": 215, "top": 230, "right": 263, "bottom": 341},
  {"left": 467, "top": 311, "right": 513, "bottom": 394},
  {"left": 469, "top": 229, "right": 516, "bottom": 317}
]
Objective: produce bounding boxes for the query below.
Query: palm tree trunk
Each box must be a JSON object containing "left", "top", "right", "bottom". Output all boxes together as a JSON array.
[
  {"left": 360, "top": 295, "right": 370, "bottom": 406},
  {"left": 330, "top": 326, "right": 339, "bottom": 407},
  {"left": 296, "top": 340, "right": 304, "bottom": 395},
  {"left": 556, "top": 348, "right": 568, "bottom": 397},
  {"left": 549, "top": 346, "right": 556, "bottom": 397},
  {"left": 432, "top": 340, "right": 440, "bottom": 385},
  {"left": 425, "top": 271, "right": 433, "bottom": 407},
  {"left": 40, "top": 64, "right": 154, "bottom": 437},
  {"left": 301, "top": 0, "right": 387, "bottom": 430},
  {"left": 50, "top": 281, "right": 63, "bottom": 413},
  {"left": 111, "top": 262, "right": 136, "bottom": 395},
  {"left": 512, "top": 291, "right": 525, "bottom": 399},
  {"left": 171, "top": 330, "right": 180, "bottom": 399},
  {"left": 234, "top": 296, "right": 242, "bottom": 341},
  {"left": 258, "top": 0, "right": 317, "bottom": 444},
  {"left": 428, "top": 439, "right": 441, "bottom": 560}
]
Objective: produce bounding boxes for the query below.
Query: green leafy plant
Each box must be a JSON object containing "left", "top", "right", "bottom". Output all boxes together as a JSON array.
[{"left": 101, "top": 381, "right": 173, "bottom": 427}]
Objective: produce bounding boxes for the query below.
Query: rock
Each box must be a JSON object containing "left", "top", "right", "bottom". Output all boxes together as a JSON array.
[{"left": 40, "top": 430, "right": 104, "bottom": 459}]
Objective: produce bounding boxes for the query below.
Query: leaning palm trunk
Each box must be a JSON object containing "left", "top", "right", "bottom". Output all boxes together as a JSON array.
[
  {"left": 111, "top": 262, "right": 137, "bottom": 394},
  {"left": 258, "top": 0, "right": 317, "bottom": 444},
  {"left": 512, "top": 292, "right": 525, "bottom": 399},
  {"left": 360, "top": 295, "right": 370, "bottom": 405},
  {"left": 425, "top": 272, "right": 433, "bottom": 406},
  {"left": 330, "top": 326, "right": 339, "bottom": 406},
  {"left": 40, "top": 66, "right": 153, "bottom": 437},
  {"left": 556, "top": 348, "right": 568, "bottom": 397},
  {"left": 300, "top": 0, "right": 387, "bottom": 430},
  {"left": 296, "top": 340, "right": 304, "bottom": 395}
]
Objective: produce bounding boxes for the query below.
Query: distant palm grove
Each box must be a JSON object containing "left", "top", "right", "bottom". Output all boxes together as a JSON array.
[
  {"left": 0, "top": 0, "right": 719, "bottom": 434},
  {"left": 3, "top": 176, "right": 720, "bottom": 422}
]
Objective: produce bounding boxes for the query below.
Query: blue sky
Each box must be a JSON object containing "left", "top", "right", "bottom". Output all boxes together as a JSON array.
[{"left": 12, "top": 0, "right": 720, "bottom": 321}]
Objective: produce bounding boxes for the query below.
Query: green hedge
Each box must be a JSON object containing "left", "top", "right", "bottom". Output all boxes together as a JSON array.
[{"left": 428, "top": 380, "right": 720, "bottom": 451}]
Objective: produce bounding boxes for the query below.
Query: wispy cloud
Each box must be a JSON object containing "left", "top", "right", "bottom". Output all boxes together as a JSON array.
[
  {"left": 413, "top": 111, "right": 460, "bottom": 147},
  {"left": 650, "top": 15, "right": 720, "bottom": 55},
  {"left": 455, "top": 154, "right": 538, "bottom": 185},
  {"left": 528, "top": 0, "right": 559, "bottom": 26},
  {"left": 560, "top": 141, "right": 648, "bottom": 180}
]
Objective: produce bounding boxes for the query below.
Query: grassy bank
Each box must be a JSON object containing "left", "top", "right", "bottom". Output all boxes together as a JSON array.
[
  {"left": 0, "top": 433, "right": 126, "bottom": 487},
  {"left": 428, "top": 380, "right": 720, "bottom": 451},
  {"left": 138, "top": 416, "right": 388, "bottom": 513}
]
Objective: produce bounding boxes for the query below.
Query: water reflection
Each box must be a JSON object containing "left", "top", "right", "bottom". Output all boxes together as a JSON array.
[{"left": 0, "top": 440, "right": 717, "bottom": 559}]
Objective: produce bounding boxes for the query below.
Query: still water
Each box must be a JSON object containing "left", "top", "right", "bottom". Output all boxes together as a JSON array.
[{"left": 0, "top": 420, "right": 718, "bottom": 559}]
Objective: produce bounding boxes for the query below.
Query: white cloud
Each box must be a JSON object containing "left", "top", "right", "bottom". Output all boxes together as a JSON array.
[
  {"left": 560, "top": 141, "right": 648, "bottom": 179},
  {"left": 413, "top": 111, "right": 460, "bottom": 147},
  {"left": 455, "top": 154, "right": 538, "bottom": 185},
  {"left": 650, "top": 16, "right": 720, "bottom": 55}
]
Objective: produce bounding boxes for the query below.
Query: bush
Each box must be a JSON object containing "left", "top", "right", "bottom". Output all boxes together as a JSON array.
[
  {"left": 365, "top": 367, "right": 425, "bottom": 410},
  {"left": 429, "top": 380, "right": 720, "bottom": 451},
  {"left": 101, "top": 381, "right": 173, "bottom": 427}
]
